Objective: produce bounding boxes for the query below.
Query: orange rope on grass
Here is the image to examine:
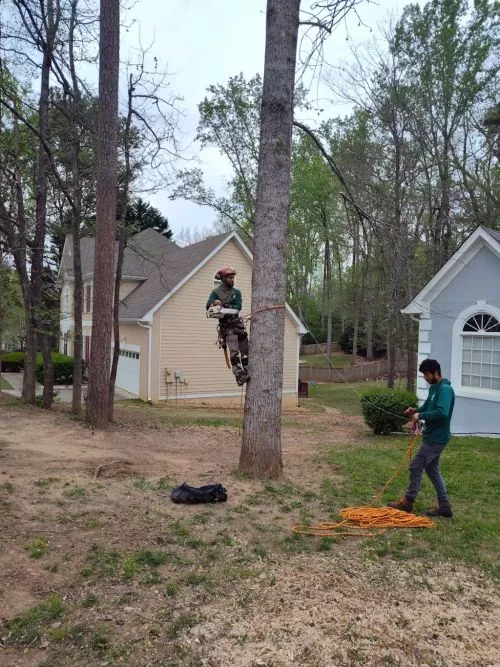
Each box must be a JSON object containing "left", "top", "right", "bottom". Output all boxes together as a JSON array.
[{"left": 292, "top": 433, "right": 437, "bottom": 537}]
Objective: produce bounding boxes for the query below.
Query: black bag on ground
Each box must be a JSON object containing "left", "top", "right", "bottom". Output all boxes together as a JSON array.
[{"left": 170, "top": 482, "right": 228, "bottom": 504}]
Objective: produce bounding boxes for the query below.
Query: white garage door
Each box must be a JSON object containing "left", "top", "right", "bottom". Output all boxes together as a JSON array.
[{"left": 115, "top": 344, "right": 140, "bottom": 396}]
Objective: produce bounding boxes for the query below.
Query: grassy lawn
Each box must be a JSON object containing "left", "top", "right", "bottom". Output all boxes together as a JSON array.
[
  {"left": 0, "top": 376, "right": 13, "bottom": 390},
  {"left": 300, "top": 352, "right": 364, "bottom": 368},
  {"left": 302, "top": 379, "right": 388, "bottom": 415},
  {"left": 322, "top": 434, "right": 500, "bottom": 578}
]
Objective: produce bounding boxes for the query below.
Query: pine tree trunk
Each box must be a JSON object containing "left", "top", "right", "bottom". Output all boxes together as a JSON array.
[
  {"left": 240, "top": 0, "right": 300, "bottom": 479},
  {"left": 325, "top": 240, "right": 333, "bottom": 364},
  {"left": 109, "top": 73, "right": 134, "bottom": 421},
  {"left": 71, "top": 143, "right": 84, "bottom": 415},
  {"left": 41, "top": 337, "right": 54, "bottom": 409},
  {"left": 365, "top": 302, "right": 374, "bottom": 362},
  {"left": 86, "top": 0, "right": 120, "bottom": 430},
  {"left": 23, "top": 0, "right": 55, "bottom": 405},
  {"left": 109, "top": 237, "right": 124, "bottom": 421},
  {"left": 22, "top": 307, "right": 37, "bottom": 402},
  {"left": 364, "top": 262, "right": 374, "bottom": 361},
  {"left": 68, "top": 0, "right": 83, "bottom": 415},
  {"left": 387, "top": 291, "right": 397, "bottom": 389}
]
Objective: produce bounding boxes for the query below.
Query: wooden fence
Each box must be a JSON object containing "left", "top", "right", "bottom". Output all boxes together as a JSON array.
[
  {"left": 299, "top": 357, "right": 408, "bottom": 383},
  {"left": 300, "top": 342, "right": 340, "bottom": 355}
]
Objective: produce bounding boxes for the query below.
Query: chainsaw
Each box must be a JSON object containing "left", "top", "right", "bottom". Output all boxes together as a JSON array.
[{"left": 207, "top": 305, "right": 240, "bottom": 319}]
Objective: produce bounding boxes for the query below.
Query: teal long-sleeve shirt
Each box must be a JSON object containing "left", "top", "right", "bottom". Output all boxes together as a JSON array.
[
  {"left": 206, "top": 287, "right": 242, "bottom": 311},
  {"left": 418, "top": 378, "right": 455, "bottom": 444}
]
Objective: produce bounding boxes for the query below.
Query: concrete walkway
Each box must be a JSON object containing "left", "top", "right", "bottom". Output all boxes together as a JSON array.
[{"left": 0, "top": 373, "right": 134, "bottom": 403}]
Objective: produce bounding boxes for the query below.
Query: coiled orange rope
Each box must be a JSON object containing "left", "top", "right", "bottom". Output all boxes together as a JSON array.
[{"left": 292, "top": 433, "right": 436, "bottom": 537}]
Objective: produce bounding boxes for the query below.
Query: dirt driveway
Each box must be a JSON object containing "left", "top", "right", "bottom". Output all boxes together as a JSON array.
[{"left": 0, "top": 398, "right": 498, "bottom": 666}]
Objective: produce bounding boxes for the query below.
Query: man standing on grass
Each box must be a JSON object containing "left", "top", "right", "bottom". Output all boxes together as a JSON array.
[{"left": 388, "top": 359, "right": 455, "bottom": 517}]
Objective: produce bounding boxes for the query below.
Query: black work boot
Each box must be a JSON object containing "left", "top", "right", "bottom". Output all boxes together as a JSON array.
[
  {"left": 234, "top": 367, "right": 249, "bottom": 387},
  {"left": 387, "top": 497, "right": 414, "bottom": 513},
  {"left": 425, "top": 502, "right": 453, "bottom": 518}
]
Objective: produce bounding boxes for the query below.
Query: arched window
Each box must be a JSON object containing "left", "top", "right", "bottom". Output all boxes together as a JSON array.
[{"left": 461, "top": 313, "right": 500, "bottom": 391}]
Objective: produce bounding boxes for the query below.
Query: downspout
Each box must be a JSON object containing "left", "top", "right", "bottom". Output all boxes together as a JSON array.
[{"left": 137, "top": 320, "right": 152, "bottom": 403}]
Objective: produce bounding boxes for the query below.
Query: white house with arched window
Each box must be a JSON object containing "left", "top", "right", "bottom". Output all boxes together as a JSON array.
[{"left": 402, "top": 226, "right": 500, "bottom": 435}]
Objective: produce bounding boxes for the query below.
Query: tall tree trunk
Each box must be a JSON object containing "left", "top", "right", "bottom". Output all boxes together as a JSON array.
[
  {"left": 240, "top": 0, "right": 300, "bottom": 479},
  {"left": 108, "top": 236, "right": 124, "bottom": 420},
  {"left": 321, "top": 210, "right": 333, "bottom": 363},
  {"left": 109, "top": 72, "right": 134, "bottom": 421},
  {"left": 71, "top": 166, "right": 84, "bottom": 414},
  {"left": 351, "top": 308, "right": 359, "bottom": 362},
  {"left": 365, "top": 298, "right": 374, "bottom": 362},
  {"left": 69, "top": 0, "right": 84, "bottom": 416},
  {"left": 387, "top": 290, "right": 397, "bottom": 389},
  {"left": 23, "top": 0, "right": 56, "bottom": 404},
  {"left": 86, "top": 0, "right": 120, "bottom": 429},
  {"left": 41, "top": 337, "right": 54, "bottom": 408}
]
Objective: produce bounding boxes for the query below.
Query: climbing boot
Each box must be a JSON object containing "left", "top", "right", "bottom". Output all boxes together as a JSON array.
[
  {"left": 425, "top": 502, "right": 453, "bottom": 518},
  {"left": 387, "top": 497, "right": 414, "bottom": 513},
  {"left": 234, "top": 367, "right": 249, "bottom": 387}
]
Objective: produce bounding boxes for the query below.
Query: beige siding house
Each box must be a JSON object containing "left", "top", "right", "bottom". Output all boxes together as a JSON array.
[{"left": 58, "top": 229, "right": 306, "bottom": 406}]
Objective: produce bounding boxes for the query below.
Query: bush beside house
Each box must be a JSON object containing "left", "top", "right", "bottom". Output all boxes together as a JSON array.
[
  {"left": 361, "top": 387, "right": 418, "bottom": 435},
  {"left": 0, "top": 352, "right": 79, "bottom": 385}
]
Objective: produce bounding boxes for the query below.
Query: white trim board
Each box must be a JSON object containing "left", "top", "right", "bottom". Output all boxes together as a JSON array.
[
  {"left": 159, "top": 388, "right": 297, "bottom": 401},
  {"left": 402, "top": 227, "right": 500, "bottom": 315}
]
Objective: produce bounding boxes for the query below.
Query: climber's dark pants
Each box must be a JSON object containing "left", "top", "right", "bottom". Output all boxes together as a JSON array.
[{"left": 219, "top": 317, "right": 249, "bottom": 376}]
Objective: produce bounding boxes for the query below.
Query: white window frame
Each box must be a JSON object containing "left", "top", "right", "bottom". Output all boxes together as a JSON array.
[{"left": 451, "top": 301, "right": 500, "bottom": 403}]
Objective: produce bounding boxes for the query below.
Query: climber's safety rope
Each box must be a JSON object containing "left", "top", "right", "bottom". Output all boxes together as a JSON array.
[{"left": 292, "top": 428, "right": 436, "bottom": 537}]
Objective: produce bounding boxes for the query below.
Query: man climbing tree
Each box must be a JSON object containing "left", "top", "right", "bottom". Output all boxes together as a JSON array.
[{"left": 206, "top": 267, "right": 249, "bottom": 386}]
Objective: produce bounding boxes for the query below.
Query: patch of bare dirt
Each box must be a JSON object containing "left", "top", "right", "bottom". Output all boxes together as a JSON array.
[{"left": 0, "top": 399, "right": 498, "bottom": 667}]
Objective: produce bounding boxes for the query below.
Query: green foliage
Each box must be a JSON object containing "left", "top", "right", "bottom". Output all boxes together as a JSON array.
[
  {"left": 0, "top": 351, "right": 79, "bottom": 385},
  {"left": 24, "top": 536, "right": 49, "bottom": 559},
  {"left": 125, "top": 197, "right": 172, "bottom": 238},
  {"left": 361, "top": 387, "right": 418, "bottom": 435},
  {"left": 2, "top": 595, "right": 64, "bottom": 645},
  {"left": 0, "top": 352, "right": 26, "bottom": 372},
  {"left": 35, "top": 352, "right": 79, "bottom": 385}
]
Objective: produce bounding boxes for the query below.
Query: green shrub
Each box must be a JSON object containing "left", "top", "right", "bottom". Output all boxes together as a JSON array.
[
  {"left": 35, "top": 353, "right": 77, "bottom": 385},
  {"left": 1, "top": 352, "right": 79, "bottom": 385},
  {"left": 0, "top": 351, "right": 26, "bottom": 372},
  {"left": 361, "top": 387, "right": 418, "bottom": 435}
]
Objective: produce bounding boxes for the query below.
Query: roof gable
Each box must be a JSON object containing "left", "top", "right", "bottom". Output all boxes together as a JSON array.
[
  {"left": 141, "top": 230, "right": 307, "bottom": 334},
  {"left": 58, "top": 227, "right": 307, "bottom": 333},
  {"left": 402, "top": 226, "right": 500, "bottom": 315}
]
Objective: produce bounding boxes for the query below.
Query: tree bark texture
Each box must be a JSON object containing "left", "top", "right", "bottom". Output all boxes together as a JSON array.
[
  {"left": 41, "top": 336, "right": 54, "bottom": 409},
  {"left": 23, "top": 0, "right": 57, "bottom": 403},
  {"left": 86, "top": 0, "right": 120, "bottom": 429},
  {"left": 108, "top": 236, "right": 124, "bottom": 420},
  {"left": 109, "top": 73, "right": 133, "bottom": 421},
  {"left": 71, "top": 142, "right": 84, "bottom": 414},
  {"left": 69, "top": 0, "right": 84, "bottom": 415},
  {"left": 240, "top": 0, "right": 300, "bottom": 479}
]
